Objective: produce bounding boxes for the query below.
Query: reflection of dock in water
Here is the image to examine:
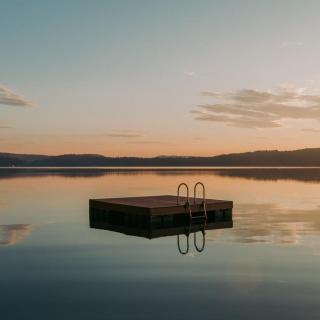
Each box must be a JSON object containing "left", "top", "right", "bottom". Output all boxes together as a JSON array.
[
  {"left": 89, "top": 192, "right": 233, "bottom": 254},
  {"left": 89, "top": 195, "right": 233, "bottom": 239}
]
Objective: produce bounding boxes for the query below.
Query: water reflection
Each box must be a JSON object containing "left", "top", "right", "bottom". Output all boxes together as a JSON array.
[
  {"left": 89, "top": 208, "right": 233, "bottom": 255},
  {"left": 2, "top": 167, "right": 320, "bottom": 183},
  {"left": 0, "top": 224, "right": 34, "bottom": 246},
  {"left": 207, "top": 203, "right": 320, "bottom": 245},
  {"left": 213, "top": 168, "right": 320, "bottom": 183},
  {"left": 1, "top": 169, "right": 320, "bottom": 319}
]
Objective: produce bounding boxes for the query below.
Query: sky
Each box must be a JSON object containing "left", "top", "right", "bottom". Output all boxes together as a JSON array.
[{"left": 1, "top": 0, "right": 320, "bottom": 156}]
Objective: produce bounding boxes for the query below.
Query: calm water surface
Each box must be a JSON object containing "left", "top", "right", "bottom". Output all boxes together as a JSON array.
[{"left": 0, "top": 168, "right": 320, "bottom": 319}]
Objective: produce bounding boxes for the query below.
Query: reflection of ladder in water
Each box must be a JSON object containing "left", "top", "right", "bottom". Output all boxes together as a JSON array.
[{"left": 176, "top": 182, "right": 207, "bottom": 255}]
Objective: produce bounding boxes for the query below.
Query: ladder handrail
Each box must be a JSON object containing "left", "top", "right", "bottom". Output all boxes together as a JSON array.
[
  {"left": 194, "top": 229, "right": 206, "bottom": 252},
  {"left": 193, "top": 182, "right": 207, "bottom": 220},
  {"left": 177, "top": 183, "right": 192, "bottom": 219},
  {"left": 177, "top": 182, "right": 189, "bottom": 205},
  {"left": 193, "top": 182, "right": 206, "bottom": 205},
  {"left": 177, "top": 233, "right": 189, "bottom": 255}
]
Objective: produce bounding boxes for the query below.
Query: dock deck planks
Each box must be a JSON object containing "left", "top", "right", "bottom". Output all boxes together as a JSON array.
[{"left": 89, "top": 195, "right": 233, "bottom": 216}]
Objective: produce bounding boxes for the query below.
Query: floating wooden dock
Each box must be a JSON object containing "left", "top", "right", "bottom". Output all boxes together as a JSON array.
[
  {"left": 89, "top": 195, "right": 233, "bottom": 238},
  {"left": 90, "top": 195, "right": 233, "bottom": 215}
]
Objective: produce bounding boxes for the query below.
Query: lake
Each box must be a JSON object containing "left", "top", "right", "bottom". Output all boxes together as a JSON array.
[{"left": 0, "top": 168, "right": 320, "bottom": 319}]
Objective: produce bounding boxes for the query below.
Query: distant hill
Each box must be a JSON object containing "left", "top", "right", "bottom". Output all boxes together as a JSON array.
[{"left": 1, "top": 148, "right": 320, "bottom": 167}]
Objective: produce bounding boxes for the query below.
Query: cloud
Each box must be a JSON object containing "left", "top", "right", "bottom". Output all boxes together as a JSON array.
[
  {"left": 193, "top": 137, "right": 205, "bottom": 141},
  {"left": 104, "top": 130, "right": 174, "bottom": 145},
  {"left": 104, "top": 129, "right": 144, "bottom": 138},
  {"left": 0, "top": 83, "right": 33, "bottom": 107},
  {"left": 0, "top": 124, "right": 11, "bottom": 129},
  {"left": 192, "top": 86, "right": 320, "bottom": 129},
  {"left": 126, "top": 140, "right": 175, "bottom": 146},
  {"left": 106, "top": 133, "right": 143, "bottom": 138},
  {"left": 0, "top": 224, "right": 34, "bottom": 246},
  {"left": 301, "top": 128, "right": 320, "bottom": 133},
  {"left": 183, "top": 70, "right": 196, "bottom": 77}
]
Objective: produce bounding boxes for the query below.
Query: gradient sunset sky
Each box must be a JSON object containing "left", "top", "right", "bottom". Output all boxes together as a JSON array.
[{"left": 2, "top": 0, "right": 320, "bottom": 156}]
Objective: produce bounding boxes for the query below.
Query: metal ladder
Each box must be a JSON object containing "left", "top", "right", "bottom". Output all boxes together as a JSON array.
[
  {"left": 176, "top": 182, "right": 207, "bottom": 254},
  {"left": 176, "top": 182, "right": 207, "bottom": 221}
]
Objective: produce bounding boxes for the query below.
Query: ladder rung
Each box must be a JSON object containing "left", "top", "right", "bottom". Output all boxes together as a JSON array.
[{"left": 191, "top": 215, "right": 206, "bottom": 219}]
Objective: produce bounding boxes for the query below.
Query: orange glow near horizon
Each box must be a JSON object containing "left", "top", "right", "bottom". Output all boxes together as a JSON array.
[{"left": 1, "top": 129, "right": 320, "bottom": 156}]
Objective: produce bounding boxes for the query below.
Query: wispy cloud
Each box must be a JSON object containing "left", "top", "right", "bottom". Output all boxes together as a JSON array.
[
  {"left": 106, "top": 133, "right": 143, "bottom": 138},
  {"left": 301, "top": 128, "right": 320, "bottom": 133},
  {"left": 183, "top": 70, "right": 196, "bottom": 77},
  {"left": 193, "top": 137, "right": 205, "bottom": 141},
  {"left": 104, "top": 129, "right": 144, "bottom": 138},
  {"left": 103, "top": 130, "right": 175, "bottom": 146},
  {"left": 126, "top": 140, "right": 175, "bottom": 146},
  {"left": 192, "top": 86, "right": 320, "bottom": 129},
  {"left": 0, "top": 124, "right": 11, "bottom": 129},
  {"left": 0, "top": 83, "right": 33, "bottom": 107},
  {"left": 0, "top": 224, "right": 34, "bottom": 246}
]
